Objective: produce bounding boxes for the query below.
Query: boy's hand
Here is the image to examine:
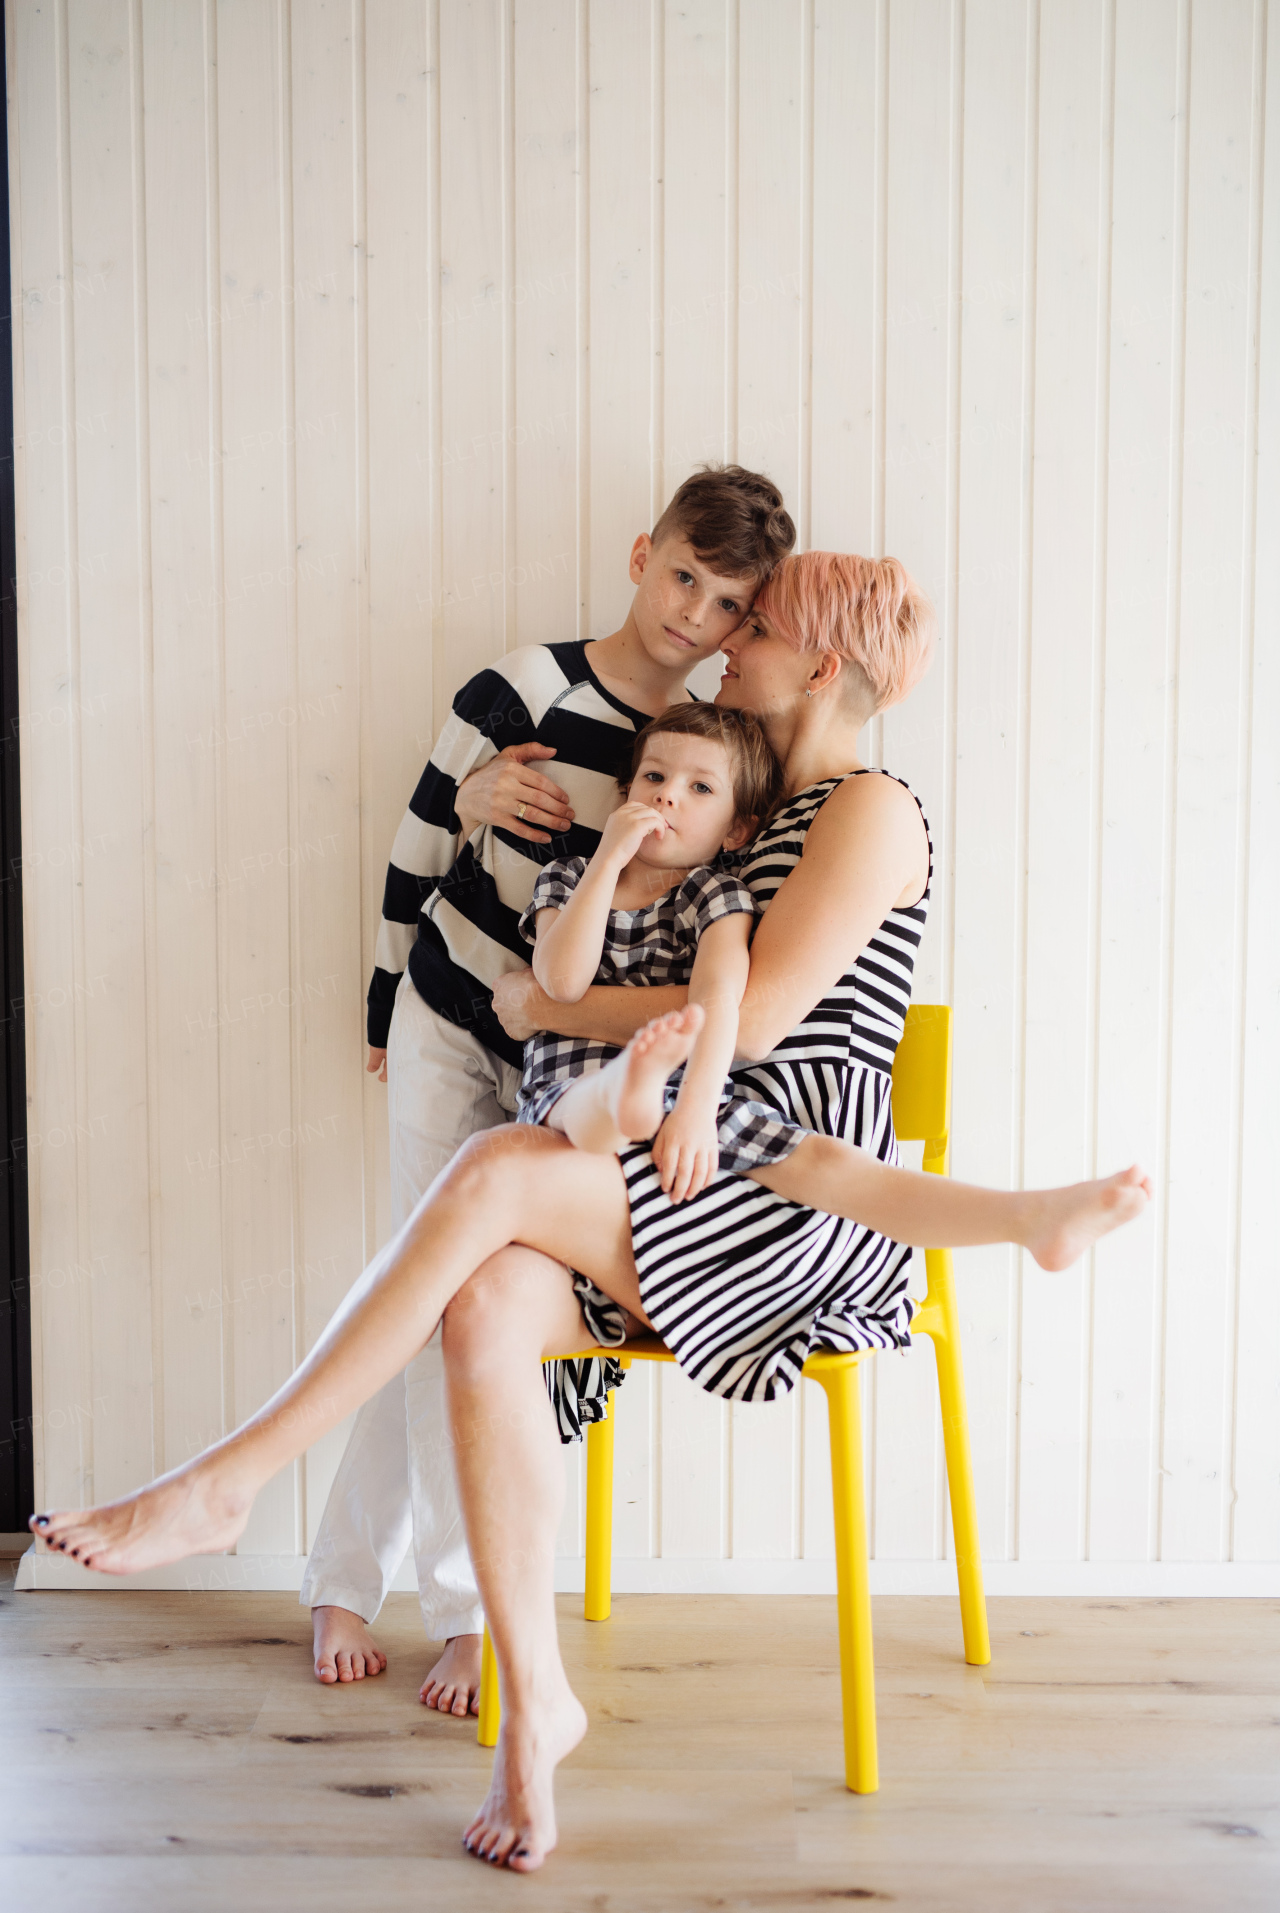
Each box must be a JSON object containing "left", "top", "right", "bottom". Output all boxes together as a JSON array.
[
  {"left": 652, "top": 1105, "right": 719, "bottom": 1204},
  {"left": 456, "top": 744, "right": 574, "bottom": 844},
  {"left": 367, "top": 1046, "right": 388, "bottom": 1083},
  {"left": 597, "top": 800, "right": 667, "bottom": 868}
]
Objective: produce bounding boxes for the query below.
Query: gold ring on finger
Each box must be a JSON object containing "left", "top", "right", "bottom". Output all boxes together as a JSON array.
[{"left": 516, "top": 802, "right": 528, "bottom": 821}]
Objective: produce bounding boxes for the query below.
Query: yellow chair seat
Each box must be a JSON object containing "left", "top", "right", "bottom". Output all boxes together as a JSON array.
[{"left": 477, "top": 1004, "right": 990, "bottom": 1793}]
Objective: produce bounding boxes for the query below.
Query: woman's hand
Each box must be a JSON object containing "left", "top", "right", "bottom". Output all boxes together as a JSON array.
[
  {"left": 367, "top": 1046, "right": 388, "bottom": 1083},
  {"left": 652, "top": 1105, "right": 720, "bottom": 1203},
  {"left": 491, "top": 969, "right": 690, "bottom": 1046},
  {"left": 456, "top": 744, "right": 575, "bottom": 844},
  {"left": 490, "top": 967, "right": 554, "bottom": 1043}
]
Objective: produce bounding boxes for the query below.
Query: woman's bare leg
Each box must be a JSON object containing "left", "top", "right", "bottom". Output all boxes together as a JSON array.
[
  {"left": 30, "top": 1128, "right": 642, "bottom": 1573},
  {"left": 441, "top": 1245, "right": 637, "bottom": 1872},
  {"left": 752, "top": 1135, "right": 1152, "bottom": 1268}
]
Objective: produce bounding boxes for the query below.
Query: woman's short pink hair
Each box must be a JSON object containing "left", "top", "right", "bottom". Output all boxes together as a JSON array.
[{"left": 754, "top": 551, "right": 935, "bottom": 711}]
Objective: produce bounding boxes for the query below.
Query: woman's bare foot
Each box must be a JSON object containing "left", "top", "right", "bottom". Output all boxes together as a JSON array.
[
  {"left": 29, "top": 1455, "right": 252, "bottom": 1574},
  {"left": 421, "top": 1632, "right": 482, "bottom": 1716},
  {"left": 311, "top": 1605, "right": 387, "bottom": 1684},
  {"left": 607, "top": 1006, "right": 704, "bottom": 1141},
  {"left": 1024, "top": 1163, "right": 1154, "bottom": 1271},
  {"left": 463, "top": 1670, "right": 587, "bottom": 1871}
]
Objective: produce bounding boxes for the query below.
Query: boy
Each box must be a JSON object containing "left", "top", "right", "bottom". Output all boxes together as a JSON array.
[{"left": 300, "top": 466, "right": 795, "bottom": 1712}]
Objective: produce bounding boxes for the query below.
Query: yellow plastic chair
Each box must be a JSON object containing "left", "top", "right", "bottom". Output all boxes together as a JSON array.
[{"left": 477, "top": 1004, "right": 990, "bottom": 1790}]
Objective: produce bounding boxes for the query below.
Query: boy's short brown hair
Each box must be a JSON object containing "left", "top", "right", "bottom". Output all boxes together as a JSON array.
[
  {"left": 623, "top": 702, "right": 784, "bottom": 839},
  {"left": 651, "top": 464, "right": 796, "bottom": 588}
]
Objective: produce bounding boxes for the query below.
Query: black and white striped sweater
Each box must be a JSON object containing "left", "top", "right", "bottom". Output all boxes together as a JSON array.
[{"left": 367, "top": 641, "right": 651, "bottom": 1066}]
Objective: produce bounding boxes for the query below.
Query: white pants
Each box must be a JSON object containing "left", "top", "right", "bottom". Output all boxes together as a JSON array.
[{"left": 299, "top": 974, "right": 522, "bottom": 1639}]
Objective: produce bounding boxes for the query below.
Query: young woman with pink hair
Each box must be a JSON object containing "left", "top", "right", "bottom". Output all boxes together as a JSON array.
[{"left": 30, "top": 551, "right": 1151, "bottom": 1873}]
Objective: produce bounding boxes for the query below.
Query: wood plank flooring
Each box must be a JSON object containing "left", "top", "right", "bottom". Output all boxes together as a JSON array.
[{"left": 2, "top": 1564, "right": 1276, "bottom": 1910}]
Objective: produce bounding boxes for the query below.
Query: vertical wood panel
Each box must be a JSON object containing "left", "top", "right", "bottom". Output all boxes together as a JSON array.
[
  {"left": 950, "top": 0, "right": 1035, "bottom": 1564},
  {"left": 15, "top": 0, "right": 95, "bottom": 1509},
  {"left": 138, "top": 0, "right": 224, "bottom": 1486},
  {"left": 870, "top": 0, "right": 958, "bottom": 1565},
  {"left": 11, "top": 0, "right": 1278, "bottom": 1581},
  {"left": 361, "top": 0, "right": 435, "bottom": 1265},
  {"left": 661, "top": 0, "right": 732, "bottom": 484},
  {"left": 1232, "top": 0, "right": 1280, "bottom": 1564},
  {"left": 587, "top": 0, "right": 656, "bottom": 644},
  {"left": 214, "top": 0, "right": 296, "bottom": 1555},
  {"left": 613, "top": 1362, "right": 655, "bottom": 1560},
  {"left": 808, "top": 0, "right": 878, "bottom": 552},
  {"left": 1087, "top": 0, "right": 1182, "bottom": 1562},
  {"left": 290, "top": 0, "right": 369, "bottom": 1555},
  {"left": 512, "top": 0, "right": 579, "bottom": 646},
  {"left": 1018, "top": 0, "right": 1109, "bottom": 1561},
  {"left": 65, "top": 0, "right": 154, "bottom": 1502},
  {"left": 438, "top": 0, "right": 507, "bottom": 690},
  {"left": 1160, "top": 0, "right": 1256, "bottom": 1561}
]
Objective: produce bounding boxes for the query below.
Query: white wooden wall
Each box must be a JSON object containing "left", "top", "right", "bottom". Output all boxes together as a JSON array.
[{"left": 9, "top": 0, "right": 1278, "bottom": 1591}]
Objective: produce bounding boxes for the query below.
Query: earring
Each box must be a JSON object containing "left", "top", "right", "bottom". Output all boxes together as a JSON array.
[{"left": 805, "top": 688, "right": 813, "bottom": 698}]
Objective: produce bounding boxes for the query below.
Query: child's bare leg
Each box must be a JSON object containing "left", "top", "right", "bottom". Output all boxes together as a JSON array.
[
  {"left": 547, "top": 1006, "right": 704, "bottom": 1154},
  {"left": 29, "top": 1129, "right": 643, "bottom": 1575},
  {"left": 752, "top": 1136, "right": 1152, "bottom": 1271}
]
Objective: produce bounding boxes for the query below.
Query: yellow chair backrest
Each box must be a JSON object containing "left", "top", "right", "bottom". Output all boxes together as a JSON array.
[{"left": 890, "top": 1004, "right": 951, "bottom": 1170}]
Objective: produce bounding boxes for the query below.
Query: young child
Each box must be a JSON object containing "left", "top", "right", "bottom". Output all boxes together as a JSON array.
[{"left": 517, "top": 702, "right": 784, "bottom": 1199}]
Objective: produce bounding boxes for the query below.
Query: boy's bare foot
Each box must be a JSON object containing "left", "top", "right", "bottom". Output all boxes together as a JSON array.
[
  {"left": 421, "top": 1632, "right": 482, "bottom": 1715},
  {"left": 607, "top": 1006, "right": 704, "bottom": 1141},
  {"left": 311, "top": 1605, "right": 387, "bottom": 1684},
  {"left": 462, "top": 1670, "right": 587, "bottom": 1871},
  {"left": 1025, "top": 1163, "right": 1153, "bottom": 1271},
  {"left": 29, "top": 1455, "right": 252, "bottom": 1575}
]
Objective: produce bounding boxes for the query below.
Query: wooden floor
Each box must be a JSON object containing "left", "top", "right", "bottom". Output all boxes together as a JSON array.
[{"left": 2, "top": 1563, "right": 1277, "bottom": 1911}]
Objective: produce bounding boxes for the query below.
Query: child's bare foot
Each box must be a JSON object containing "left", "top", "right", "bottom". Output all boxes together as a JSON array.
[
  {"left": 421, "top": 1632, "right": 482, "bottom": 1716},
  {"left": 462, "top": 1670, "right": 587, "bottom": 1871},
  {"left": 1024, "top": 1163, "right": 1153, "bottom": 1271},
  {"left": 312, "top": 1605, "right": 387, "bottom": 1684},
  {"left": 29, "top": 1456, "right": 252, "bottom": 1575},
  {"left": 607, "top": 1006, "right": 704, "bottom": 1141}
]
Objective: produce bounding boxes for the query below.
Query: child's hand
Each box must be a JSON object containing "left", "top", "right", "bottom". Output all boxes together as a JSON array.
[
  {"left": 597, "top": 800, "right": 667, "bottom": 867},
  {"left": 652, "top": 1105, "right": 719, "bottom": 1203}
]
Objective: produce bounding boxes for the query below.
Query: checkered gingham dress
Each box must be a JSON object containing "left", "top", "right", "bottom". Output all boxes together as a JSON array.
[
  {"left": 532, "top": 771, "right": 932, "bottom": 1431},
  {"left": 518, "top": 855, "right": 810, "bottom": 1436}
]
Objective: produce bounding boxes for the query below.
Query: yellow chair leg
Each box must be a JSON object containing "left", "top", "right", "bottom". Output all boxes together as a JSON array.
[
  {"left": 476, "top": 1623, "right": 500, "bottom": 1748},
  {"left": 819, "top": 1357, "right": 879, "bottom": 1794},
  {"left": 925, "top": 1247, "right": 991, "bottom": 1667},
  {"left": 584, "top": 1391, "right": 615, "bottom": 1622}
]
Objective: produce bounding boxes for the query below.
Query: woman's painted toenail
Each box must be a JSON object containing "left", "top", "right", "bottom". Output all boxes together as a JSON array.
[{"left": 35, "top": 1514, "right": 49, "bottom": 1527}]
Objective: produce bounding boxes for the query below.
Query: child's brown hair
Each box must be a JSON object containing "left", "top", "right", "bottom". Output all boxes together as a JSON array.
[
  {"left": 651, "top": 464, "right": 796, "bottom": 587},
  {"left": 623, "top": 703, "right": 784, "bottom": 841}
]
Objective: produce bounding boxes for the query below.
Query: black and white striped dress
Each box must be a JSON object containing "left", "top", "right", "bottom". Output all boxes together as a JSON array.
[{"left": 569, "top": 770, "right": 932, "bottom": 1408}]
